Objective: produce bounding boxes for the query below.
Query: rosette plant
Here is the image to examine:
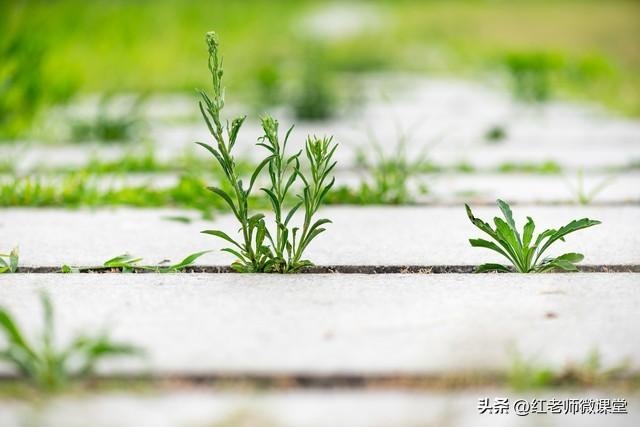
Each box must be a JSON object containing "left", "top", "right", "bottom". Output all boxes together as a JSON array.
[{"left": 466, "top": 199, "right": 601, "bottom": 272}]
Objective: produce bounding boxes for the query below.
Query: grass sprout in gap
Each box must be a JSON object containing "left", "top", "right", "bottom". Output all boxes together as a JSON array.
[
  {"left": 62, "top": 251, "right": 211, "bottom": 273},
  {"left": 0, "top": 247, "right": 19, "bottom": 273},
  {"left": 196, "top": 32, "right": 337, "bottom": 273},
  {"left": 0, "top": 292, "right": 142, "bottom": 391},
  {"left": 465, "top": 199, "right": 600, "bottom": 273}
]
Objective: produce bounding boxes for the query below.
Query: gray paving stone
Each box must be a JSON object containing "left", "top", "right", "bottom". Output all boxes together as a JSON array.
[
  {"left": 4, "top": 77, "right": 640, "bottom": 173},
  {"left": 0, "top": 273, "right": 637, "bottom": 375},
  {"left": 1, "top": 206, "right": 637, "bottom": 267},
  {"left": 1, "top": 389, "right": 638, "bottom": 427}
]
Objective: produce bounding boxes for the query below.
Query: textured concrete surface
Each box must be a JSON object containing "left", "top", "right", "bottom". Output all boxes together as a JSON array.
[
  {"left": 1, "top": 389, "right": 638, "bottom": 427},
  {"left": 424, "top": 172, "right": 640, "bottom": 204},
  {"left": 1, "top": 206, "right": 637, "bottom": 267},
  {"left": 0, "top": 273, "right": 637, "bottom": 375}
]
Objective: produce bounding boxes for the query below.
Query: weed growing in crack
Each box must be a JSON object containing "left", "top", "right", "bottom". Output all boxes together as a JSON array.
[
  {"left": 496, "top": 161, "right": 562, "bottom": 175},
  {"left": 292, "top": 45, "right": 335, "bottom": 120},
  {"left": 102, "top": 254, "right": 143, "bottom": 272},
  {"left": 565, "top": 168, "right": 616, "bottom": 205},
  {"left": 196, "top": 32, "right": 337, "bottom": 273},
  {"left": 70, "top": 93, "right": 145, "bottom": 143},
  {"left": 353, "top": 138, "right": 429, "bottom": 205},
  {"left": 0, "top": 247, "right": 18, "bottom": 273},
  {"left": 0, "top": 174, "right": 256, "bottom": 219},
  {"left": 465, "top": 199, "right": 600, "bottom": 272},
  {"left": 507, "top": 348, "right": 633, "bottom": 390},
  {"left": 62, "top": 251, "right": 211, "bottom": 273},
  {"left": 503, "top": 51, "right": 562, "bottom": 103},
  {"left": 0, "top": 292, "right": 142, "bottom": 392},
  {"left": 484, "top": 125, "right": 507, "bottom": 143}
]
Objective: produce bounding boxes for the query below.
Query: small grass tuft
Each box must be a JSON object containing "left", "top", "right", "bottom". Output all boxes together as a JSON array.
[
  {"left": 565, "top": 168, "right": 616, "bottom": 205},
  {"left": 63, "top": 251, "right": 211, "bottom": 273},
  {"left": 0, "top": 247, "right": 19, "bottom": 273},
  {"left": 70, "top": 94, "right": 145, "bottom": 143},
  {"left": 503, "top": 51, "right": 563, "bottom": 103},
  {"left": 0, "top": 292, "right": 142, "bottom": 392},
  {"left": 484, "top": 125, "right": 507, "bottom": 143},
  {"left": 508, "top": 348, "right": 634, "bottom": 390}
]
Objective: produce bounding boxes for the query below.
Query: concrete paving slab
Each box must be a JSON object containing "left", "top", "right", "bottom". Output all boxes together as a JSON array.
[
  {"left": 1, "top": 206, "right": 637, "bottom": 267},
  {"left": 1, "top": 389, "right": 638, "bottom": 427},
  {"left": 0, "top": 273, "right": 638, "bottom": 375},
  {"left": 5, "top": 129, "right": 638, "bottom": 174},
  {"left": 423, "top": 172, "right": 640, "bottom": 204},
  {"left": 4, "top": 76, "right": 640, "bottom": 173}
]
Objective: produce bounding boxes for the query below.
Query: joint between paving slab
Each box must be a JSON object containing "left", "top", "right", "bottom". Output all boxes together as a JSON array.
[
  {"left": 1, "top": 372, "right": 638, "bottom": 393},
  {"left": 11, "top": 264, "right": 640, "bottom": 274}
]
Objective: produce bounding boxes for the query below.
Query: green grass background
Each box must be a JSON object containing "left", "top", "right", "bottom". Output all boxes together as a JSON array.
[{"left": 3, "top": 0, "right": 640, "bottom": 115}]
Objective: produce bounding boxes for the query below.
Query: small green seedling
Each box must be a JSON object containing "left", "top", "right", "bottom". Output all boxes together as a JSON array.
[
  {"left": 503, "top": 51, "right": 562, "bottom": 103},
  {"left": 292, "top": 45, "right": 335, "bottom": 120},
  {"left": 465, "top": 199, "right": 601, "bottom": 272},
  {"left": 354, "top": 127, "right": 430, "bottom": 204},
  {"left": 0, "top": 292, "right": 142, "bottom": 391},
  {"left": 70, "top": 93, "right": 145, "bottom": 143},
  {"left": 0, "top": 247, "right": 19, "bottom": 273},
  {"left": 60, "top": 264, "right": 79, "bottom": 273},
  {"left": 196, "top": 32, "right": 337, "bottom": 273},
  {"left": 485, "top": 125, "right": 507, "bottom": 143},
  {"left": 155, "top": 250, "right": 211, "bottom": 273},
  {"left": 565, "top": 168, "right": 616, "bottom": 205},
  {"left": 507, "top": 348, "right": 632, "bottom": 390},
  {"left": 103, "top": 253, "right": 142, "bottom": 272},
  {"left": 63, "top": 251, "right": 210, "bottom": 273}
]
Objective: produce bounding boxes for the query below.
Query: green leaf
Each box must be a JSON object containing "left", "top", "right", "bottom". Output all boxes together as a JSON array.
[
  {"left": 469, "top": 238, "right": 512, "bottom": 260},
  {"left": 195, "top": 140, "right": 229, "bottom": 175},
  {"left": 554, "top": 252, "right": 584, "bottom": 263},
  {"left": 497, "top": 199, "right": 521, "bottom": 245},
  {"left": 475, "top": 263, "right": 511, "bottom": 273},
  {"left": 228, "top": 116, "right": 246, "bottom": 146},
  {"left": 207, "top": 186, "right": 239, "bottom": 218},
  {"left": 165, "top": 250, "right": 212, "bottom": 272},
  {"left": 202, "top": 230, "right": 243, "bottom": 250},
  {"left": 522, "top": 217, "right": 535, "bottom": 249},
  {"left": 9, "top": 248, "right": 18, "bottom": 273},
  {"left": 261, "top": 187, "right": 280, "bottom": 211},
  {"left": 221, "top": 248, "right": 248, "bottom": 263},
  {"left": 493, "top": 217, "right": 526, "bottom": 271},
  {"left": 104, "top": 254, "right": 142, "bottom": 268},
  {"left": 538, "top": 258, "right": 578, "bottom": 272},
  {"left": 307, "top": 218, "right": 332, "bottom": 236},
  {"left": 284, "top": 202, "right": 302, "bottom": 226},
  {"left": 534, "top": 218, "right": 601, "bottom": 264},
  {"left": 248, "top": 155, "right": 274, "bottom": 194},
  {"left": 465, "top": 204, "right": 500, "bottom": 241},
  {"left": 197, "top": 101, "right": 217, "bottom": 138},
  {"left": 0, "top": 308, "right": 36, "bottom": 360}
]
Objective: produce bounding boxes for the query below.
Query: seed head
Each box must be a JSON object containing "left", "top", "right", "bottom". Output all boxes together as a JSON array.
[{"left": 205, "top": 31, "right": 219, "bottom": 55}]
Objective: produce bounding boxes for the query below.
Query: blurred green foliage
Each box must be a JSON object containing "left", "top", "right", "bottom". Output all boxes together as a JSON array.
[
  {"left": 292, "top": 46, "right": 336, "bottom": 120},
  {"left": 0, "top": 174, "right": 238, "bottom": 219},
  {"left": 0, "top": 32, "right": 75, "bottom": 139},
  {"left": 503, "top": 51, "right": 563, "bottom": 102},
  {"left": 1, "top": 0, "right": 639, "bottom": 139},
  {"left": 69, "top": 94, "right": 145, "bottom": 143}
]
